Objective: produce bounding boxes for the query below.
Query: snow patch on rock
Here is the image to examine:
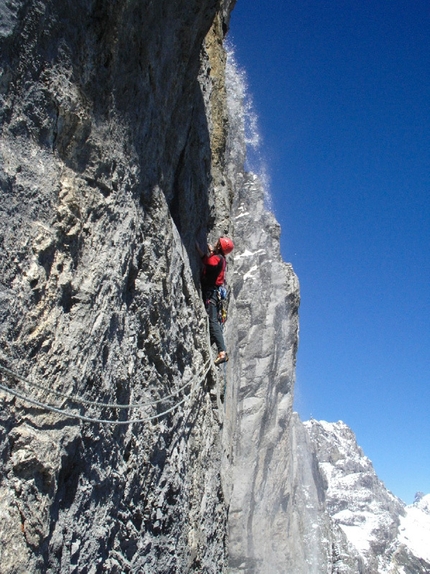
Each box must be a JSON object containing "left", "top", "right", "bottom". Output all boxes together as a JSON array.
[
  {"left": 398, "top": 494, "right": 430, "bottom": 562},
  {"left": 303, "top": 419, "right": 430, "bottom": 573}
]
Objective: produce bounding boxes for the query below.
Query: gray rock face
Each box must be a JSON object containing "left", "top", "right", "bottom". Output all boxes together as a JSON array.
[
  {"left": 0, "top": 1, "right": 236, "bottom": 572},
  {"left": 0, "top": 1, "right": 310, "bottom": 570},
  {"left": 222, "top": 171, "right": 300, "bottom": 573},
  {"left": 219, "top": 53, "right": 338, "bottom": 573}
]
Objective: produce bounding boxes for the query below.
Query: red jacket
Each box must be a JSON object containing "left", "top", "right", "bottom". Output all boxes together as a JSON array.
[{"left": 202, "top": 253, "right": 226, "bottom": 288}]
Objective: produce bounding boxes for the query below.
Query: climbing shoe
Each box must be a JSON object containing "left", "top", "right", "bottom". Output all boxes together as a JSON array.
[{"left": 214, "top": 352, "right": 229, "bottom": 366}]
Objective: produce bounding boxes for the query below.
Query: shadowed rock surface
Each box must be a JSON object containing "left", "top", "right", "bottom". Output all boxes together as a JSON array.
[{"left": 1, "top": 1, "right": 236, "bottom": 572}]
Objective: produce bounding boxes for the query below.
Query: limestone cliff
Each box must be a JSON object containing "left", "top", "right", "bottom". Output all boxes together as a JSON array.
[
  {"left": 1, "top": 1, "right": 238, "bottom": 572},
  {"left": 0, "top": 0, "right": 311, "bottom": 571}
]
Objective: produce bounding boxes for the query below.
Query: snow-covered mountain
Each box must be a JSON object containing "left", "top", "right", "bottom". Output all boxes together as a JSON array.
[
  {"left": 397, "top": 494, "right": 430, "bottom": 571},
  {"left": 303, "top": 420, "right": 430, "bottom": 573}
]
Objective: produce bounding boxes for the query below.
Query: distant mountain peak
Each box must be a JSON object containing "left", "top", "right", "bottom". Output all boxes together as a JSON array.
[{"left": 304, "top": 418, "right": 430, "bottom": 572}]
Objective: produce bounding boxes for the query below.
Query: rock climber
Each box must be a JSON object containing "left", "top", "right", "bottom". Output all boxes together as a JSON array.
[{"left": 196, "top": 236, "right": 234, "bottom": 365}]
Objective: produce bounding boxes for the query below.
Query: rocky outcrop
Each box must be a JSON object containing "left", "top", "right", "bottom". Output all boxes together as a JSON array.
[
  {"left": 0, "top": 1, "right": 312, "bottom": 571},
  {"left": 0, "top": 1, "right": 237, "bottom": 572},
  {"left": 222, "top": 171, "right": 301, "bottom": 572}
]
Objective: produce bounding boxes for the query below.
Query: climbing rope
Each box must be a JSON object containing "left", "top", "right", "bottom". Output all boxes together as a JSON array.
[
  {"left": 0, "top": 361, "right": 211, "bottom": 425},
  {"left": 0, "top": 363, "right": 199, "bottom": 409}
]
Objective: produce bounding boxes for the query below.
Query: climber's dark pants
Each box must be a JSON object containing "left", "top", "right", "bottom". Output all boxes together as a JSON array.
[{"left": 204, "top": 289, "right": 226, "bottom": 353}]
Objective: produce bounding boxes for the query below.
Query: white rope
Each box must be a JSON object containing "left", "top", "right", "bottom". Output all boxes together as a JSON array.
[
  {"left": 0, "top": 363, "right": 203, "bottom": 409},
  {"left": 0, "top": 362, "right": 211, "bottom": 425}
]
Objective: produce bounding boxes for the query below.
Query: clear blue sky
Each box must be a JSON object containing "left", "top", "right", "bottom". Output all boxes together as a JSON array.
[{"left": 229, "top": 0, "right": 430, "bottom": 504}]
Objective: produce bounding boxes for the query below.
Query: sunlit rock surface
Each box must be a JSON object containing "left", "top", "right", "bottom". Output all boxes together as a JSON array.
[{"left": 222, "top": 171, "right": 300, "bottom": 572}]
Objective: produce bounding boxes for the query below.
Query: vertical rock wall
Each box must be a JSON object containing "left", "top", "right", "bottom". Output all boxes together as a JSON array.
[
  {"left": 0, "top": 1, "right": 237, "bottom": 572},
  {"left": 218, "top": 52, "right": 335, "bottom": 573},
  {"left": 222, "top": 172, "right": 299, "bottom": 571},
  {"left": 221, "top": 171, "right": 333, "bottom": 573},
  {"left": 0, "top": 1, "right": 339, "bottom": 573}
]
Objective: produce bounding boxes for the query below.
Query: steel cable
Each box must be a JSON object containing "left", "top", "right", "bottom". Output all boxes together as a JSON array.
[
  {"left": 0, "top": 361, "right": 211, "bottom": 425},
  {"left": 0, "top": 363, "right": 205, "bottom": 409}
]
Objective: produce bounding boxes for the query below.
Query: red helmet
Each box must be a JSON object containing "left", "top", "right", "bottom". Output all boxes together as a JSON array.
[{"left": 219, "top": 236, "right": 234, "bottom": 255}]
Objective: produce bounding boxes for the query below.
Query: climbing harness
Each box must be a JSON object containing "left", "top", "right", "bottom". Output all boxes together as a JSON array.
[
  {"left": 0, "top": 361, "right": 211, "bottom": 425},
  {"left": 217, "top": 285, "right": 228, "bottom": 324}
]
